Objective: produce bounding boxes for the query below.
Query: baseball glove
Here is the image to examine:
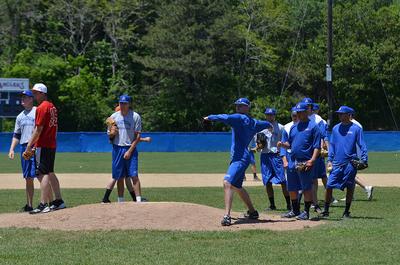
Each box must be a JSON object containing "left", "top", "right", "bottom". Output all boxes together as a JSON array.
[
  {"left": 295, "top": 161, "right": 307, "bottom": 172},
  {"left": 320, "top": 148, "right": 328, "bottom": 158},
  {"left": 256, "top": 133, "right": 267, "bottom": 151},
  {"left": 22, "top": 148, "right": 35, "bottom": 160},
  {"left": 106, "top": 117, "right": 118, "bottom": 140},
  {"left": 350, "top": 159, "right": 368, "bottom": 170}
]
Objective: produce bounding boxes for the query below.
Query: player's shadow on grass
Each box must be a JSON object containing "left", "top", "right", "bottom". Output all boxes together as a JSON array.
[
  {"left": 354, "top": 199, "right": 377, "bottom": 202},
  {"left": 348, "top": 216, "right": 383, "bottom": 220},
  {"left": 231, "top": 217, "right": 297, "bottom": 225},
  {"left": 330, "top": 205, "right": 345, "bottom": 208},
  {"left": 317, "top": 216, "right": 384, "bottom": 221}
]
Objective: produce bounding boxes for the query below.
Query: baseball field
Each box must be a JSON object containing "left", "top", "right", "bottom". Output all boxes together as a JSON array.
[{"left": 0, "top": 152, "right": 399, "bottom": 264}]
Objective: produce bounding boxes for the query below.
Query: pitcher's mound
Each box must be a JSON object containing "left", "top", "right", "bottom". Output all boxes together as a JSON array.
[{"left": 0, "top": 202, "right": 323, "bottom": 231}]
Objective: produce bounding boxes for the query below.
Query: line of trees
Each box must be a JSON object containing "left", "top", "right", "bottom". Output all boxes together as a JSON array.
[{"left": 1, "top": 0, "right": 399, "bottom": 131}]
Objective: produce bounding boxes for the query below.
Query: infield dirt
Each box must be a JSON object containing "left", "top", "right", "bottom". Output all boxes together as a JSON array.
[
  {"left": 0, "top": 202, "right": 323, "bottom": 231},
  {"left": 0, "top": 173, "right": 398, "bottom": 189}
]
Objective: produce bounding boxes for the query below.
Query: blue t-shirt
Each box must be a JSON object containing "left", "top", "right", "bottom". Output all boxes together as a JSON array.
[
  {"left": 328, "top": 122, "right": 368, "bottom": 166},
  {"left": 288, "top": 119, "right": 321, "bottom": 161},
  {"left": 207, "top": 113, "right": 271, "bottom": 161}
]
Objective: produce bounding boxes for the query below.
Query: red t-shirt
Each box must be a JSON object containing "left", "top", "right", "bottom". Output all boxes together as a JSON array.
[{"left": 35, "top": 100, "right": 58, "bottom": 148}]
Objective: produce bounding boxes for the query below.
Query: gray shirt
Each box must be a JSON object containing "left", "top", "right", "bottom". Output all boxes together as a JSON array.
[
  {"left": 109, "top": 110, "right": 142, "bottom": 146},
  {"left": 14, "top": 107, "right": 36, "bottom": 145},
  {"left": 260, "top": 121, "right": 284, "bottom": 154}
]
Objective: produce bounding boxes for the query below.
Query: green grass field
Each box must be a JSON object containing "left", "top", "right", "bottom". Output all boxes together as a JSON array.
[
  {"left": 1, "top": 152, "right": 399, "bottom": 173},
  {"left": 0, "top": 152, "right": 399, "bottom": 264},
  {"left": 0, "top": 187, "right": 399, "bottom": 265}
]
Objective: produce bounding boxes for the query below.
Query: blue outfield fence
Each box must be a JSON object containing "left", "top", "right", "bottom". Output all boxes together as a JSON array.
[{"left": 0, "top": 131, "right": 399, "bottom": 152}]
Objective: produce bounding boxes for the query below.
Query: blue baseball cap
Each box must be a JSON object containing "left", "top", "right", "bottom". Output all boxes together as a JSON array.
[
  {"left": 264, "top": 107, "right": 277, "bottom": 115},
  {"left": 335, "top": 106, "right": 354, "bottom": 114},
  {"left": 234, "top": 98, "right": 250, "bottom": 106},
  {"left": 312, "top": 103, "right": 319, "bottom": 111},
  {"left": 21, "top": 90, "right": 33, "bottom": 97},
  {"left": 301, "top": 97, "right": 313, "bottom": 104},
  {"left": 291, "top": 106, "right": 297, "bottom": 113},
  {"left": 293, "top": 102, "right": 308, "bottom": 112},
  {"left": 119, "top": 94, "right": 132, "bottom": 103}
]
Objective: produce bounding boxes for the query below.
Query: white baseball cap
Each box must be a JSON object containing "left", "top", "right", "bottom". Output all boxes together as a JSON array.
[{"left": 32, "top": 83, "right": 47, "bottom": 94}]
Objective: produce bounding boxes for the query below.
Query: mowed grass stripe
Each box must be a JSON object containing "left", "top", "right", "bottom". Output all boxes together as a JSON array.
[
  {"left": 0, "top": 152, "right": 399, "bottom": 173},
  {"left": 0, "top": 187, "right": 399, "bottom": 265}
]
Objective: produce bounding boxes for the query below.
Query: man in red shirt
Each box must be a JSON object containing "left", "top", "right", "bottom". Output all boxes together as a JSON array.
[{"left": 25, "top": 83, "right": 66, "bottom": 214}]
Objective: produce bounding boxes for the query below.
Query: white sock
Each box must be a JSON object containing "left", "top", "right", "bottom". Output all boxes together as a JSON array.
[
  {"left": 136, "top": 196, "right": 142, "bottom": 202},
  {"left": 117, "top": 197, "right": 124, "bottom": 203}
]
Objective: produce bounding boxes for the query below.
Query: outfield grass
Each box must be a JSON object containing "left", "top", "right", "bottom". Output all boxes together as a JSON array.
[
  {"left": 0, "top": 186, "right": 399, "bottom": 265},
  {"left": 0, "top": 152, "right": 399, "bottom": 173}
]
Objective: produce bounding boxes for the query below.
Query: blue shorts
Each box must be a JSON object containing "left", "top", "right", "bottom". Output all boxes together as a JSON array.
[
  {"left": 249, "top": 152, "right": 256, "bottom": 165},
  {"left": 112, "top": 145, "right": 138, "bottom": 180},
  {"left": 286, "top": 165, "right": 314, "bottom": 192},
  {"left": 224, "top": 159, "right": 249, "bottom": 189},
  {"left": 20, "top": 144, "right": 37, "bottom": 178},
  {"left": 327, "top": 162, "right": 357, "bottom": 190},
  {"left": 314, "top": 157, "right": 327, "bottom": 179},
  {"left": 260, "top": 153, "right": 286, "bottom": 185}
]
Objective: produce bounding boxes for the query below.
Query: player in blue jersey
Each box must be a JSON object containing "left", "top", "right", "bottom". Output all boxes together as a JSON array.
[
  {"left": 300, "top": 98, "right": 331, "bottom": 212},
  {"left": 258, "top": 108, "right": 291, "bottom": 211},
  {"left": 8, "top": 90, "right": 41, "bottom": 212},
  {"left": 204, "top": 98, "right": 272, "bottom": 226},
  {"left": 321, "top": 106, "right": 368, "bottom": 218},
  {"left": 312, "top": 103, "right": 339, "bottom": 205},
  {"left": 278, "top": 102, "right": 321, "bottom": 220}
]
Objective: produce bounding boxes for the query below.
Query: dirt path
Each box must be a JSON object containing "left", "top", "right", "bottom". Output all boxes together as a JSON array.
[
  {"left": 0, "top": 173, "right": 399, "bottom": 189},
  {"left": 0, "top": 202, "right": 323, "bottom": 231}
]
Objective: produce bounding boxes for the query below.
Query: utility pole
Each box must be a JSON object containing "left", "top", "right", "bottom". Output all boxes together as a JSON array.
[{"left": 327, "top": 0, "right": 333, "bottom": 130}]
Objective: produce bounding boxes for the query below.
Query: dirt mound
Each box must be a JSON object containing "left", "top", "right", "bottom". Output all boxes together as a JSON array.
[{"left": 0, "top": 202, "right": 323, "bottom": 231}]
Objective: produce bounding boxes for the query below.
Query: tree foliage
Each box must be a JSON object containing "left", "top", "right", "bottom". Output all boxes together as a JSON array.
[{"left": 0, "top": 0, "right": 399, "bottom": 131}]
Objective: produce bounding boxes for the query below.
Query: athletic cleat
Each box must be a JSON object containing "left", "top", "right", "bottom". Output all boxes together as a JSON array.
[
  {"left": 342, "top": 212, "right": 351, "bottom": 219},
  {"left": 30, "top": 203, "right": 50, "bottom": 214},
  {"left": 221, "top": 215, "right": 231, "bottom": 226},
  {"left": 281, "top": 210, "right": 298, "bottom": 218},
  {"left": 253, "top": 175, "right": 261, "bottom": 181},
  {"left": 141, "top": 197, "right": 149, "bottom": 202},
  {"left": 20, "top": 204, "right": 33, "bottom": 212},
  {"left": 245, "top": 210, "right": 259, "bottom": 219},
  {"left": 42, "top": 205, "right": 51, "bottom": 213},
  {"left": 49, "top": 199, "right": 66, "bottom": 211},
  {"left": 101, "top": 199, "right": 111, "bottom": 204},
  {"left": 320, "top": 211, "right": 329, "bottom": 218},
  {"left": 265, "top": 205, "right": 277, "bottom": 211},
  {"left": 296, "top": 211, "right": 310, "bottom": 221},
  {"left": 365, "top": 186, "right": 374, "bottom": 201}
]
